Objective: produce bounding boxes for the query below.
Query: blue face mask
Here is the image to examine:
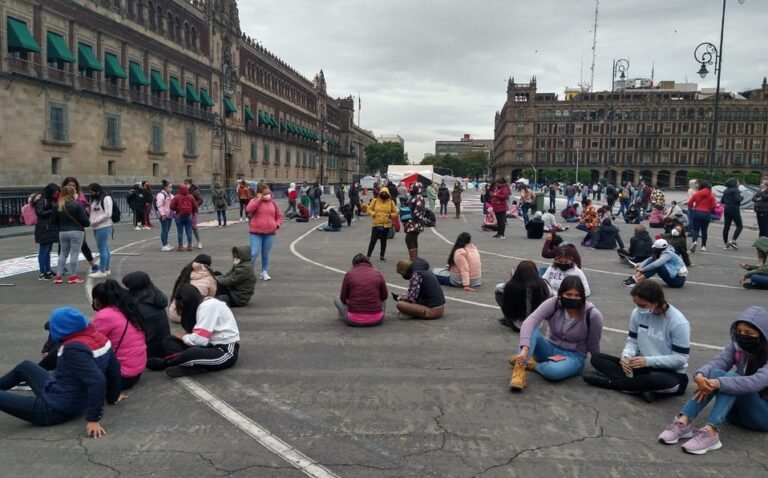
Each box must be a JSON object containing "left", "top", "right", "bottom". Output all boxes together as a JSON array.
[{"left": 636, "top": 307, "right": 653, "bottom": 316}]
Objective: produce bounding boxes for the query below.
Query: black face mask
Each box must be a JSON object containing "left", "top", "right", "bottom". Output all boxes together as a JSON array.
[
  {"left": 664, "top": 225, "right": 673, "bottom": 233},
  {"left": 735, "top": 333, "right": 762, "bottom": 353},
  {"left": 556, "top": 262, "right": 573, "bottom": 271},
  {"left": 560, "top": 297, "right": 584, "bottom": 310},
  {"left": 379, "top": 194, "right": 389, "bottom": 200}
]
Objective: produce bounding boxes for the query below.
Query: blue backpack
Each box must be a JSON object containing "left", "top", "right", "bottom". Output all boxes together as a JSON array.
[{"left": 399, "top": 206, "right": 412, "bottom": 222}]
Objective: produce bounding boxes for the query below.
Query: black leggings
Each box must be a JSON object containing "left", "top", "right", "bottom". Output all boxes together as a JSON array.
[
  {"left": 163, "top": 336, "right": 239, "bottom": 371},
  {"left": 367, "top": 227, "right": 388, "bottom": 258},
  {"left": 81, "top": 239, "right": 93, "bottom": 263},
  {"left": 590, "top": 353, "right": 688, "bottom": 395},
  {"left": 132, "top": 207, "right": 144, "bottom": 226},
  {"left": 405, "top": 231, "right": 419, "bottom": 250},
  {"left": 722, "top": 209, "right": 743, "bottom": 243},
  {"left": 495, "top": 211, "right": 507, "bottom": 236},
  {"left": 239, "top": 199, "right": 248, "bottom": 218},
  {"left": 439, "top": 201, "right": 448, "bottom": 215}
]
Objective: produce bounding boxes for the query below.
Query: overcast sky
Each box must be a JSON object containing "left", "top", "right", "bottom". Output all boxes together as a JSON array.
[{"left": 239, "top": 0, "right": 768, "bottom": 162}]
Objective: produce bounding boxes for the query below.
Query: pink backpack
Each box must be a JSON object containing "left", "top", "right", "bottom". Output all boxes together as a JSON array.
[{"left": 21, "top": 194, "right": 40, "bottom": 226}]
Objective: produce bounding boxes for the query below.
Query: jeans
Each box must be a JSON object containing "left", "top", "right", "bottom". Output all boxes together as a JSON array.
[
  {"left": 722, "top": 209, "right": 742, "bottom": 243},
  {"left": 521, "top": 203, "right": 532, "bottom": 225},
  {"left": 748, "top": 274, "right": 768, "bottom": 289},
  {"left": 310, "top": 198, "right": 320, "bottom": 218},
  {"left": 682, "top": 369, "right": 768, "bottom": 431},
  {"left": 642, "top": 265, "right": 686, "bottom": 288},
  {"left": 522, "top": 329, "right": 586, "bottom": 381},
  {"left": 57, "top": 230, "right": 84, "bottom": 276},
  {"left": 321, "top": 225, "right": 341, "bottom": 232},
  {"left": 250, "top": 233, "right": 275, "bottom": 273},
  {"left": 439, "top": 201, "right": 448, "bottom": 216},
  {"left": 175, "top": 215, "right": 193, "bottom": 246},
  {"left": 0, "top": 360, "right": 73, "bottom": 426},
  {"left": 566, "top": 195, "right": 575, "bottom": 207},
  {"left": 93, "top": 226, "right": 112, "bottom": 272},
  {"left": 38, "top": 242, "right": 53, "bottom": 274},
  {"left": 689, "top": 210, "right": 711, "bottom": 246},
  {"left": 216, "top": 210, "right": 227, "bottom": 226},
  {"left": 617, "top": 199, "right": 628, "bottom": 217},
  {"left": 160, "top": 217, "right": 172, "bottom": 247}
]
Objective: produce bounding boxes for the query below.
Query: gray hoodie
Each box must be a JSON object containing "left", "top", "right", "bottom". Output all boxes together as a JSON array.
[{"left": 698, "top": 306, "right": 768, "bottom": 396}]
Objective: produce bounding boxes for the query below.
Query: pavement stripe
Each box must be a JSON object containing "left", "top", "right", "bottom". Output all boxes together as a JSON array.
[
  {"left": 0, "top": 253, "right": 91, "bottom": 279},
  {"left": 177, "top": 377, "right": 340, "bottom": 478}
]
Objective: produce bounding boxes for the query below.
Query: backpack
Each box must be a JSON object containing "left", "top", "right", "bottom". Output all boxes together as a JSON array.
[
  {"left": 154, "top": 191, "right": 167, "bottom": 211},
  {"left": 423, "top": 208, "right": 436, "bottom": 227},
  {"left": 21, "top": 194, "right": 40, "bottom": 226},
  {"left": 312, "top": 187, "right": 322, "bottom": 199},
  {"left": 176, "top": 195, "right": 195, "bottom": 217},
  {"left": 399, "top": 206, "right": 412, "bottom": 222},
  {"left": 108, "top": 195, "right": 121, "bottom": 223}
]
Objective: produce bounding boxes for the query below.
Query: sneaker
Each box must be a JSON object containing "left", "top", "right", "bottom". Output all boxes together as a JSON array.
[
  {"left": 742, "top": 282, "right": 759, "bottom": 290},
  {"left": 657, "top": 418, "right": 694, "bottom": 444},
  {"left": 91, "top": 264, "right": 100, "bottom": 273},
  {"left": 690, "top": 242, "right": 697, "bottom": 253},
  {"left": 10, "top": 383, "right": 32, "bottom": 391},
  {"left": 161, "top": 245, "right": 174, "bottom": 252},
  {"left": 623, "top": 277, "right": 637, "bottom": 288},
  {"left": 498, "top": 235, "right": 506, "bottom": 239},
  {"left": 701, "top": 246, "right": 707, "bottom": 252},
  {"left": 143, "top": 226, "right": 152, "bottom": 230},
  {"left": 165, "top": 365, "right": 205, "bottom": 378},
  {"left": 379, "top": 257, "right": 387, "bottom": 262},
  {"left": 582, "top": 369, "right": 615, "bottom": 389},
  {"left": 68, "top": 275, "right": 84, "bottom": 284},
  {"left": 197, "top": 243, "right": 203, "bottom": 249},
  {"left": 105, "top": 270, "right": 112, "bottom": 276},
  {"left": 260, "top": 271, "right": 271, "bottom": 281},
  {"left": 53, "top": 276, "right": 63, "bottom": 284},
  {"left": 640, "top": 391, "right": 656, "bottom": 403},
  {"left": 492, "top": 234, "right": 500, "bottom": 238},
  {"left": 44, "top": 272, "right": 54, "bottom": 280},
  {"left": 90, "top": 271, "right": 107, "bottom": 279},
  {"left": 682, "top": 428, "right": 722, "bottom": 455},
  {"left": 38, "top": 273, "right": 50, "bottom": 281},
  {"left": 135, "top": 226, "right": 142, "bottom": 231},
  {"left": 729, "top": 241, "right": 738, "bottom": 250},
  {"left": 722, "top": 243, "right": 731, "bottom": 250},
  {"left": 146, "top": 357, "right": 167, "bottom": 371}
]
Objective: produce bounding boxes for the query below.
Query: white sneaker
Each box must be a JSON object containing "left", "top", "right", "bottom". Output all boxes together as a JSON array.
[
  {"left": 90, "top": 271, "right": 107, "bottom": 278},
  {"left": 260, "top": 271, "right": 271, "bottom": 281},
  {"left": 197, "top": 243, "right": 203, "bottom": 249},
  {"left": 161, "top": 245, "right": 173, "bottom": 251},
  {"left": 134, "top": 226, "right": 142, "bottom": 231},
  {"left": 701, "top": 246, "right": 707, "bottom": 252},
  {"left": 105, "top": 270, "right": 111, "bottom": 276}
]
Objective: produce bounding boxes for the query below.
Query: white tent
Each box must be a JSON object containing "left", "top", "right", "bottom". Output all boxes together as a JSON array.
[
  {"left": 359, "top": 175, "right": 377, "bottom": 189},
  {"left": 515, "top": 178, "right": 530, "bottom": 185}
]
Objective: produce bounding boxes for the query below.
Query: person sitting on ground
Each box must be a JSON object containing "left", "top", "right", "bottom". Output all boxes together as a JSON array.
[
  {"left": 335, "top": 254, "right": 388, "bottom": 327},
  {"left": 434, "top": 232, "right": 482, "bottom": 292},
  {"left": 656, "top": 306, "right": 768, "bottom": 455},
  {"left": 593, "top": 217, "right": 625, "bottom": 250},
  {"left": 584, "top": 281, "right": 690, "bottom": 403},
  {"left": 507, "top": 200, "right": 519, "bottom": 219},
  {"left": 618, "top": 224, "right": 653, "bottom": 265},
  {"left": 91, "top": 280, "right": 147, "bottom": 391},
  {"left": 665, "top": 200, "right": 688, "bottom": 227},
  {"left": 394, "top": 258, "right": 446, "bottom": 320},
  {"left": 0, "top": 307, "right": 122, "bottom": 436},
  {"left": 649, "top": 205, "right": 666, "bottom": 229},
  {"left": 215, "top": 246, "right": 257, "bottom": 307},
  {"left": 147, "top": 284, "right": 240, "bottom": 378},
  {"left": 664, "top": 221, "right": 693, "bottom": 268},
  {"left": 542, "top": 232, "right": 582, "bottom": 269},
  {"left": 624, "top": 201, "right": 643, "bottom": 224},
  {"left": 495, "top": 260, "right": 551, "bottom": 332},
  {"left": 623, "top": 239, "right": 687, "bottom": 289},
  {"left": 509, "top": 276, "right": 603, "bottom": 391},
  {"left": 169, "top": 254, "right": 218, "bottom": 322},
  {"left": 482, "top": 203, "right": 498, "bottom": 231},
  {"left": 541, "top": 246, "right": 591, "bottom": 297},
  {"left": 526, "top": 211, "right": 546, "bottom": 239},
  {"left": 561, "top": 203, "right": 579, "bottom": 223},
  {"left": 542, "top": 208, "right": 567, "bottom": 232},
  {"left": 294, "top": 202, "right": 310, "bottom": 222},
  {"left": 319, "top": 206, "right": 342, "bottom": 232},
  {"left": 121, "top": 271, "right": 171, "bottom": 360},
  {"left": 739, "top": 237, "right": 768, "bottom": 290},
  {"left": 576, "top": 199, "right": 599, "bottom": 232}
]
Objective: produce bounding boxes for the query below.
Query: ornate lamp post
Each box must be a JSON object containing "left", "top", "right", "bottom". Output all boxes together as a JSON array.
[{"left": 606, "top": 58, "right": 629, "bottom": 183}]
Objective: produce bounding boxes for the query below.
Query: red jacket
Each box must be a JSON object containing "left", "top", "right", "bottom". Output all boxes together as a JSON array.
[
  {"left": 288, "top": 189, "right": 298, "bottom": 201},
  {"left": 169, "top": 184, "right": 198, "bottom": 217},
  {"left": 687, "top": 188, "right": 717, "bottom": 213},
  {"left": 490, "top": 184, "right": 510, "bottom": 211},
  {"left": 246, "top": 198, "right": 283, "bottom": 234},
  {"left": 340, "top": 262, "right": 388, "bottom": 315}
]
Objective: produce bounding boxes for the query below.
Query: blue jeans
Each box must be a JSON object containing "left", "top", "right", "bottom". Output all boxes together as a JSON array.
[
  {"left": 93, "top": 226, "right": 112, "bottom": 272},
  {"left": 521, "top": 203, "right": 532, "bottom": 225},
  {"left": 310, "top": 199, "right": 320, "bottom": 217},
  {"left": 321, "top": 225, "right": 341, "bottom": 232},
  {"left": 160, "top": 217, "right": 172, "bottom": 247},
  {"left": 250, "top": 233, "right": 275, "bottom": 272},
  {"left": 522, "top": 329, "right": 586, "bottom": 381},
  {"left": 748, "top": 274, "right": 768, "bottom": 289},
  {"left": 689, "top": 210, "right": 711, "bottom": 246},
  {"left": 566, "top": 195, "right": 575, "bottom": 206},
  {"left": 216, "top": 210, "right": 227, "bottom": 226},
  {"left": 175, "top": 215, "right": 193, "bottom": 246},
  {"left": 617, "top": 199, "right": 628, "bottom": 217},
  {"left": 643, "top": 266, "right": 686, "bottom": 288},
  {"left": 38, "top": 242, "right": 53, "bottom": 274},
  {"left": 682, "top": 369, "right": 768, "bottom": 431},
  {"left": 0, "top": 360, "right": 73, "bottom": 426}
]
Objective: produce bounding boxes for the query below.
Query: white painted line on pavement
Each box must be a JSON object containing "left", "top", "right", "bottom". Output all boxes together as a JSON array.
[{"left": 177, "top": 377, "right": 340, "bottom": 478}]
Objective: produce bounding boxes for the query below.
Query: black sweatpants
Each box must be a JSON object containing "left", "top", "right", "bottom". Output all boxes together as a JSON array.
[
  {"left": 163, "top": 336, "right": 239, "bottom": 371},
  {"left": 495, "top": 211, "right": 507, "bottom": 236},
  {"left": 367, "top": 227, "right": 389, "bottom": 258},
  {"left": 722, "top": 208, "right": 743, "bottom": 243},
  {"left": 590, "top": 353, "right": 688, "bottom": 395}
]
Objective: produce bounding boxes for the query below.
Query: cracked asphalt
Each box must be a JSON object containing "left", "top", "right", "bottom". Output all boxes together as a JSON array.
[{"left": 1, "top": 195, "right": 767, "bottom": 477}]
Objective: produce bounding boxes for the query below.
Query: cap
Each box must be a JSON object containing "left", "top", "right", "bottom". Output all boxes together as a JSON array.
[{"left": 652, "top": 239, "right": 669, "bottom": 250}]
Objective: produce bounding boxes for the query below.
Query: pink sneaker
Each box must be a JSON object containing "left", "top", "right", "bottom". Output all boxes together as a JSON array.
[
  {"left": 53, "top": 275, "right": 63, "bottom": 284},
  {"left": 657, "top": 418, "right": 693, "bottom": 444},
  {"left": 682, "top": 428, "right": 722, "bottom": 455},
  {"left": 68, "top": 275, "right": 85, "bottom": 284}
]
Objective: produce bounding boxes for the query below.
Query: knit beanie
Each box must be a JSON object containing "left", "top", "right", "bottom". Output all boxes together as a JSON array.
[{"left": 49, "top": 307, "right": 89, "bottom": 341}]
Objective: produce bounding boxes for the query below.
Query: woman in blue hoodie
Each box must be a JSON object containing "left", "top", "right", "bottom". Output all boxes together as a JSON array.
[
  {"left": 0, "top": 307, "right": 122, "bottom": 437},
  {"left": 657, "top": 306, "right": 768, "bottom": 455}
]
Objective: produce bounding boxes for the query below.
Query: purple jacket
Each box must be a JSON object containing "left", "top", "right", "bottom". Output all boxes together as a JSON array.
[
  {"left": 698, "top": 306, "right": 768, "bottom": 396},
  {"left": 519, "top": 296, "right": 603, "bottom": 356}
]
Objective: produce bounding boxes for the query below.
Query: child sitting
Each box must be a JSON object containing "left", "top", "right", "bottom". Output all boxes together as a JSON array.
[
  {"left": 482, "top": 203, "right": 498, "bottom": 231},
  {"left": 649, "top": 205, "right": 666, "bottom": 228},
  {"left": 215, "top": 246, "right": 257, "bottom": 307},
  {"left": 507, "top": 200, "right": 519, "bottom": 219}
]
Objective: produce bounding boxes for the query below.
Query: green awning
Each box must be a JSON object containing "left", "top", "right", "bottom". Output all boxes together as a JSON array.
[
  {"left": 186, "top": 83, "right": 200, "bottom": 103},
  {"left": 258, "top": 111, "right": 267, "bottom": 126},
  {"left": 309, "top": 130, "right": 318, "bottom": 140},
  {"left": 7, "top": 18, "right": 40, "bottom": 53},
  {"left": 224, "top": 96, "right": 237, "bottom": 114},
  {"left": 269, "top": 115, "right": 279, "bottom": 128},
  {"left": 77, "top": 43, "right": 102, "bottom": 71},
  {"left": 129, "top": 61, "right": 149, "bottom": 86},
  {"left": 169, "top": 77, "right": 184, "bottom": 98},
  {"left": 104, "top": 53, "right": 127, "bottom": 79},
  {"left": 200, "top": 88, "right": 214, "bottom": 107},
  {"left": 150, "top": 70, "right": 168, "bottom": 92},
  {"left": 279, "top": 120, "right": 287, "bottom": 132},
  {"left": 244, "top": 106, "right": 256, "bottom": 121},
  {"left": 46, "top": 32, "right": 74, "bottom": 63},
  {"left": 287, "top": 123, "right": 296, "bottom": 134}
]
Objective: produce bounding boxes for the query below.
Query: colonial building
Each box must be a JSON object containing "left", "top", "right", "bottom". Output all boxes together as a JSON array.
[
  {"left": 0, "top": 0, "right": 362, "bottom": 188},
  {"left": 435, "top": 133, "right": 492, "bottom": 159},
  {"left": 350, "top": 124, "right": 377, "bottom": 178},
  {"left": 493, "top": 77, "right": 768, "bottom": 187}
]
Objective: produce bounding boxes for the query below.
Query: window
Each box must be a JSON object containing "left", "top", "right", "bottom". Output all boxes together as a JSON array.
[
  {"left": 736, "top": 123, "right": 745, "bottom": 134},
  {"left": 555, "top": 152, "right": 565, "bottom": 164},
  {"left": 663, "top": 123, "right": 672, "bottom": 134},
  {"left": 105, "top": 113, "right": 121, "bottom": 148},
  {"left": 540, "top": 124, "right": 549, "bottom": 134},
  {"left": 263, "top": 145, "right": 270, "bottom": 164},
  {"left": 187, "top": 165, "right": 192, "bottom": 177},
  {"left": 185, "top": 128, "right": 196, "bottom": 155},
  {"left": 152, "top": 162, "right": 159, "bottom": 177},
  {"left": 589, "top": 152, "right": 599, "bottom": 164},
  {"left": 591, "top": 140, "right": 599, "bottom": 148},
  {"left": 51, "top": 157, "right": 61, "bottom": 175},
  {"left": 274, "top": 147, "right": 281, "bottom": 166},
  {"left": 150, "top": 122, "right": 163, "bottom": 153},
  {"left": 752, "top": 153, "right": 762, "bottom": 166},
  {"left": 250, "top": 142, "right": 257, "bottom": 162},
  {"left": 49, "top": 104, "right": 68, "bottom": 142},
  {"left": 679, "top": 153, "right": 689, "bottom": 165},
  {"left": 681, "top": 138, "right": 689, "bottom": 149},
  {"left": 573, "top": 138, "right": 582, "bottom": 148},
  {"left": 592, "top": 124, "right": 600, "bottom": 133},
  {"left": 681, "top": 123, "right": 690, "bottom": 133},
  {"left": 753, "top": 139, "right": 763, "bottom": 150},
  {"left": 626, "top": 138, "right": 635, "bottom": 148},
  {"left": 286, "top": 150, "right": 291, "bottom": 167},
  {"left": 735, "top": 138, "right": 743, "bottom": 149},
  {"left": 717, "top": 138, "right": 725, "bottom": 149},
  {"left": 574, "top": 124, "right": 583, "bottom": 134},
  {"left": 516, "top": 139, "right": 523, "bottom": 148},
  {"left": 108, "top": 160, "right": 116, "bottom": 176},
  {"left": 538, "top": 152, "right": 546, "bottom": 163},
  {"left": 516, "top": 123, "right": 525, "bottom": 133},
  {"left": 627, "top": 123, "right": 636, "bottom": 134},
  {"left": 625, "top": 152, "right": 633, "bottom": 164}
]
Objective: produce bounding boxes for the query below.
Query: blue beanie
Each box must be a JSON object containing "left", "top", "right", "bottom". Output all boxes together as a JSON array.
[{"left": 49, "top": 307, "right": 89, "bottom": 341}]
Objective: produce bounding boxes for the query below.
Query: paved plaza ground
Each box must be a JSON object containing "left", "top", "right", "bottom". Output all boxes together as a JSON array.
[{"left": 0, "top": 192, "right": 767, "bottom": 477}]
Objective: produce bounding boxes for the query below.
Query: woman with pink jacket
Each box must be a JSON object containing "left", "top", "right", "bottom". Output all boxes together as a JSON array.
[
  {"left": 434, "top": 232, "right": 482, "bottom": 292},
  {"left": 91, "top": 280, "right": 147, "bottom": 390},
  {"left": 168, "top": 254, "right": 217, "bottom": 323},
  {"left": 246, "top": 183, "right": 283, "bottom": 281}
]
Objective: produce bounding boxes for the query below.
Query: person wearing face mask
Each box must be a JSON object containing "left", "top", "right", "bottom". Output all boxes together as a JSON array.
[
  {"left": 752, "top": 177, "right": 768, "bottom": 238},
  {"left": 584, "top": 281, "right": 690, "bottom": 403},
  {"left": 739, "top": 237, "right": 768, "bottom": 290},
  {"left": 215, "top": 246, "right": 257, "bottom": 307},
  {"left": 618, "top": 224, "right": 652, "bottom": 266},
  {"left": 404, "top": 184, "right": 427, "bottom": 261},
  {"left": 509, "top": 276, "right": 603, "bottom": 390},
  {"left": 664, "top": 220, "right": 693, "bottom": 268},
  {"left": 623, "top": 239, "right": 687, "bottom": 288},
  {"left": 366, "top": 189, "right": 398, "bottom": 262},
  {"left": 541, "top": 247, "right": 591, "bottom": 297},
  {"left": 246, "top": 183, "right": 283, "bottom": 281},
  {"left": 657, "top": 306, "right": 768, "bottom": 455}
]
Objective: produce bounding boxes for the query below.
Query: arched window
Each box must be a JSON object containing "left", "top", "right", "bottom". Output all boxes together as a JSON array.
[
  {"left": 166, "top": 12, "right": 174, "bottom": 39},
  {"left": 175, "top": 17, "right": 181, "bottom": 43},
  {"left": 157, "top": 6, "right": 164, "bottom": 34},
  {"left": 147, "top": 1, "right": 155, "bottom": 28},
  {"left": 183, "top": 22, "right": 191, "bottom": 48},
  {"left": 190, "top": 26, "right": 197, "bottom": 49}
]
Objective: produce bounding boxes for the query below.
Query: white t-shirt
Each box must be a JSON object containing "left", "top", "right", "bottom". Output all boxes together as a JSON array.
[{"left": 541, "top": 265, "right": 591, "bottom": 297}]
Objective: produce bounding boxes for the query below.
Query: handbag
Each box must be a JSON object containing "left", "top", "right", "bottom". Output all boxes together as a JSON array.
[
  {"left": 113, "top": 320, "right": 130, "bottom": 354},
  {"left": 387, "top": 227, "right": 395, "bottom": 239}
]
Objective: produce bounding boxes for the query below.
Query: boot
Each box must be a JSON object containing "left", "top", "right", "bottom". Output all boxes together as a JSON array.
[
  {"left": 509, "top": 363, "right": 527, "bottom": 391},
  {"left": 508, "top": 354, "right": 537, "bottom": 370},
  {"left": 581, "top": 369, "right": 615, "bottom": 389},
  {"left": 408, "top": 248, "right": 418, "bottom": 262}
]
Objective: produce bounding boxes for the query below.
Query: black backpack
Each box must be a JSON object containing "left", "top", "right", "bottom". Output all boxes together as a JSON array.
[
  {"left": 109, "top": 195, "right": 121, "bottom": 223},
  {"left": 423, "top": 208, "right": 436, "bottom": 227}
]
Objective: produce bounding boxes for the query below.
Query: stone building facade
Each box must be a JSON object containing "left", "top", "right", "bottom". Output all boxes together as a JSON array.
[
  {"left": 493, "top": 77, "right": 768, "bottom": 187},
  {"left": 0, "top": 0, "right": 361, "bottom": 188},
  {"left": 435, "top": 134, "right": 492, "bottom": 159}
]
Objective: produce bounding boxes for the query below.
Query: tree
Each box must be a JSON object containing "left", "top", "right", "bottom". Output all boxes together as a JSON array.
[
  {"left": 365, "top": 142, "right": 407, "bottom": 174},
  {"left": 420, "top": 152, "right": 488, "bottom": 180}
]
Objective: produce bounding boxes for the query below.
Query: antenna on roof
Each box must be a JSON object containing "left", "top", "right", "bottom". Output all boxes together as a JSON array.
[{"left": 589, "top": 0, "right": 600, "bottom": 92}]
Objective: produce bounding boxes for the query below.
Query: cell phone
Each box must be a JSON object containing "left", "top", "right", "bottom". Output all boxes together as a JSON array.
[
  {"left": 391, "top": 292, "right": 399, "bottom": 301},
  {"left": 548, "top": 355, "right": 567, "bottom": 362}
]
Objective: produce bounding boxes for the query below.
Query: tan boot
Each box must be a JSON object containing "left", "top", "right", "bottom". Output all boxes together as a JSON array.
[
  {"left": 508, "top": 354, "right": 537, "bottom": 370},
  {"left": 408, "top": 248, "right": 418, "bottom": 262},
  {"left": 509, "top": 363, "right": 527, "bottom": 391}
]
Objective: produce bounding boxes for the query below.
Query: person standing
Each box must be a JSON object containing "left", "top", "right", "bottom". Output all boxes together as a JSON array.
[
  {"left": 754, "top": 177, "right": 768, "bottom": 238},
  {"left": 62, "top": 178, "right": 98, "bottom": 274},
  {"left": 246, "top": 183, "right": 283, "bottom": 281},
  {"left": 336, "top": 183, "right": 346, "bottom": 208},
  {"left": 548, "top": 182, "right": 558, "bottom": 211},
  {"left": 285, "top": 183, "right": 298, "bottom": 216},
  {"left": 155, "top": 180, "right": 174, "bottom": 251},
  {"left": 426, "top": 182, "right": 437, "bottom": 212},
  {"left": 54, "top": 185, "right": 90, "bottom": 284},
  {"left": 169, "top": 183, "right": 198, "bottom": 251},
  {"left": 127, "top": 182, "right": 146, "bottom": 230},
  {"left": 605, "top": 182, "right": 617, "bottom": 214},
  {"left": 491, "top": 178, "right": 511, "bottom": 239},
  {"left": 565, "top": 183, "right": 576, "bottom": 207},
  {"left": 687, "top": 181, "right": 717, "bottom": 253},
  {"left": 348, "top": 182, "right": 361, "bottom": 218},
  {"left": 186, "top": 179, "right": 204, "bottom": 249},
  {"left": 397, "top": 182, "right": 408, "bottom": 207},
  {"left": 437, "top": 182, "right": 450, "bottom": 217},
  {"left": 237, "top": 179, "right": 251, "bottom": 221},
  {"left": 87, "top": 184, "right": 113, "bottom": 278},
  {"left": 366, "top": 188, "right": 398, "bottom": 262},
  {"left": 141, "top": 181, "right": 154, "bottom": 228},
  {"left": 451, "top": 182, "right": 463, "bottom": 219},
  {"left": 520, "top": 185, "right": 534, "bottom": 226},
  {"left": 211, "top": 182, "right": 229, "bottom": 228},
  {"left": 33, "top": 184, "right": 60, "bottom": 280},
  {"left": 405, "top": 185, "right": 427, "bottom": 261},
  {"left": 310, "top": 182, "right": 322, "bottom": 219},
  {"left": 721, "top": 178, "right": 743, "bottom": 250}
]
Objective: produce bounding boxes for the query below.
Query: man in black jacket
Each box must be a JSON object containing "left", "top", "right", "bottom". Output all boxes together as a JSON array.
[
  {"left": 127, "top": 182, "right": 147, "bottom": 230},
  {"left": 721, "top": 177, "right": 743, "bottom": 249}
]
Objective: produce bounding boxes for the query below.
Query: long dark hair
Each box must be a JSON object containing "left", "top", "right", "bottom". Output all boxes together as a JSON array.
[
  {"left": 170, "top": 256, "right": 215, "bottom": 302},
  {"left": 41, "top": 183, "right": 59, "bottom": 202},
  {"left": 122, "top": 271, "right": 165, "bottom": 304},
  {"left": 558, "top": 276, "right": 586, "bottom": 305},
  {"left": 174, "top": 283, "right": 203, "bottom": 333},
  {"left": 447, "top": 232, "right": 472, "bottom": 267},
  {"left": 92, "top": 279, "right": 145, "bottom": 331},
  {"left": 88, "top": 183, "right": 106, "bottom": 208},
  {"left": 61, "top": 177, "right": 81, "bottom": 194},
  {"left": 502, "top": 260, "right": 550, "bottom": 320}
]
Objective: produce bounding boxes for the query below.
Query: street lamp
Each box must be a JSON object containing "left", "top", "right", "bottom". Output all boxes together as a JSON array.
[
  {"left": 606, "top": 58, "right": 629, "bottom": 184},
  {"left": 694, "top": 0, "right": 746, "bottom": 179}
]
